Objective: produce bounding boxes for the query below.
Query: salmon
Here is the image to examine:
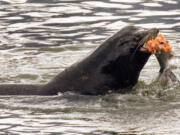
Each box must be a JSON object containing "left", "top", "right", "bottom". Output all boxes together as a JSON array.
[
  {"left": 139, "top": 28, "right": 179, "bottom": 83},
  {"left": 155, "top": 51, "right": 179, "bottom": 83}
]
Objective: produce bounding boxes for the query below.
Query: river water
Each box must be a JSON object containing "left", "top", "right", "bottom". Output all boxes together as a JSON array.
[{"left": 0, "top": 0, "right": 180, "bottom": 134}]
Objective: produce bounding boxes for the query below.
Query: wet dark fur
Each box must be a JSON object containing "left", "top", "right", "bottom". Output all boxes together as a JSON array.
[{"left": 0, "top": 26, "right": 151, "bottom": 95}]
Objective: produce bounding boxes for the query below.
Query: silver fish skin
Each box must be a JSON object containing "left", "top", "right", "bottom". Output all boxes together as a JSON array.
[{"left": 155, "top": 51, "right": 179, "bottom": 83}]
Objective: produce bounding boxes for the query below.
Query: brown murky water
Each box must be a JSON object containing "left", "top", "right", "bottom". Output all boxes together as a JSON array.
[{"left": 0, "top": 0, "right": 180, "bottom": 134}]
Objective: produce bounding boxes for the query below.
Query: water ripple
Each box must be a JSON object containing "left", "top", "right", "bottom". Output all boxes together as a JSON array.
[{"left": 0, "top": 0, "right": 180, "bottom": 134}]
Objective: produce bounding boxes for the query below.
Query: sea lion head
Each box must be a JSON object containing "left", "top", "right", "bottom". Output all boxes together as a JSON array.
[{"left": 99, "top": 26, "right": 159, "bottom": 92}]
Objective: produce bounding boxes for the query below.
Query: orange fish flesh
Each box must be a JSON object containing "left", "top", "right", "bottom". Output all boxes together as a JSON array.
[{"left": 146, "top": 34, "right": 172, "bottom": 54}]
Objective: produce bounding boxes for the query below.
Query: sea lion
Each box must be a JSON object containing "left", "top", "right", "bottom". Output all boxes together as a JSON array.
[{"left": 0, "top": 26, "right": 155, "bottom": 95}]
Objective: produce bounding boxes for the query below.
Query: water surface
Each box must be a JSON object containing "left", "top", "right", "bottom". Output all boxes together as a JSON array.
[{"left": 0, "top": 0, "right": 180, "bottom": 134}]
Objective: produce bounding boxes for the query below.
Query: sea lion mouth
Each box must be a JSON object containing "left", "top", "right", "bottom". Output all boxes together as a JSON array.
[
  {"left": 140, "top": 47, "right": 148, "bottom": 52},
  {"left": 138, "top": 28, "right": 159, "bottom": 53}
]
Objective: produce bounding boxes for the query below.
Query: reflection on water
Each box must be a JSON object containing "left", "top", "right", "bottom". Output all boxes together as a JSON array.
[{"left": 0, "top": 0, "right": 180, "bottom": 134}]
